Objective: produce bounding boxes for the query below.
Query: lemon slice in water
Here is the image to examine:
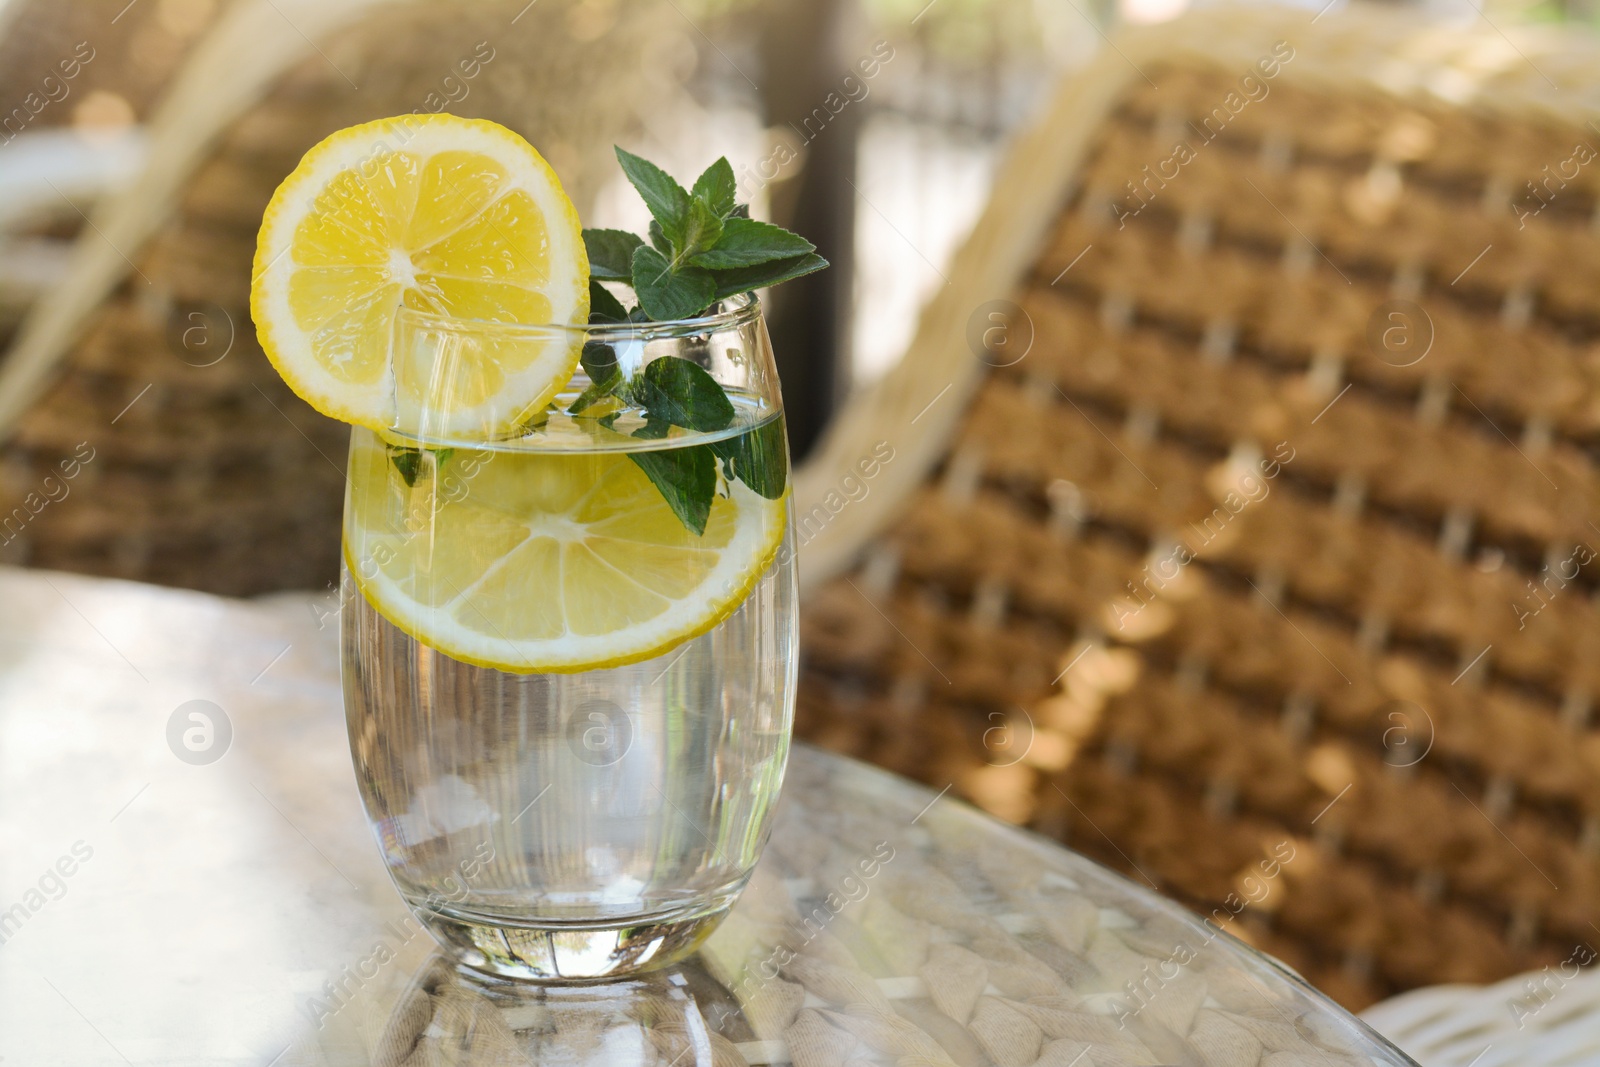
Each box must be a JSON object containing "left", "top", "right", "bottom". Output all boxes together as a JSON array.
[{"left": 343, "top": 431, "right": 787, "bottom": 673}]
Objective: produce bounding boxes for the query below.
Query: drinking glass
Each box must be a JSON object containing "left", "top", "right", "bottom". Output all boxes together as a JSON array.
[{"left": 340, "top": 295, "right": 797, "bottom": 980}]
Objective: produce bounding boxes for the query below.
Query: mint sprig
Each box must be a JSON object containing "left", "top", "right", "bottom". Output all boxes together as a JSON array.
[
  {"left": 583, "top": 355, "right": 744, "bottom": 536},
  {"left": 567, "top": 147, "right": 820, "bottom": 534},
  {"left": 587, "top": 148, "right": 828, "bottom": 323}
]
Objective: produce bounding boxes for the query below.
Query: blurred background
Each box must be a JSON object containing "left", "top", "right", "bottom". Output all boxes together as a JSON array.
[{"left": 0, "top": 0, "right": 1590, "bottom": 589}]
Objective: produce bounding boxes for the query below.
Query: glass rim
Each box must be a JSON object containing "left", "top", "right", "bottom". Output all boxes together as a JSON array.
[{"left": 394, "top": 291, "right": 760, "bottom": 342}]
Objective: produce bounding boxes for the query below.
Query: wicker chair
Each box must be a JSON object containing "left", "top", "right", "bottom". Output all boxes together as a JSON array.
[
  {"left": 0, "top": 0, "right": 678, "bottom": 594},
  {"left": 0, "top": 0, "right": 226, "bottom": 347},
  {"left": 791, "top": 3, "right": 1600, "bottom": 1015}
]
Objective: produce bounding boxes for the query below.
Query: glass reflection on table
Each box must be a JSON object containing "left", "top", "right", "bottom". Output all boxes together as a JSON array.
[{"left": 356, "top": 954, "right": 749, "bottom": 1067}]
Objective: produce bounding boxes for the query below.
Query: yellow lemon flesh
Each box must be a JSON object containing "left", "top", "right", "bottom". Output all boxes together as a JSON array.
[
  {"left": 251, "top": 114, "right": 588, "bottom": 437},
  {"left": 343, "top": 429, "right": 788, "bottom": 673}
]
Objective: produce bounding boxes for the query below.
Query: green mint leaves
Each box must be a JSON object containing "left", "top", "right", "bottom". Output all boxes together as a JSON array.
[
  {"left": 566, "top": 339, "right": 624, "bottom": 415},
  {"left": 629, "top": 445, "right": 719, "bottom": 535},
  {"left": 584, "top": 148, "right": 828, "bottom": 323},
  {"left": 632, "top": 244, "right": 715, "bottom": 322},
  {"left": 691, "top": 157, "right": 737, "bottom": 218},
  {"left": 583, "top": 354, "right": 750, "bottom": 536},
  {"left": 691, "top": 218, "right": 814, "bottom": 269},
  {"left": 711, "top": 418, "right": 786, "bottom": 500},
  {"left": 561, "top": 148, "right": 817, "bottom": 534},
  {"left": 614, "top": 150, "right": 692, "bottom": 250},
  {"left": 629, "top": 410, "right": 788, "bottom": 535},
  {"left": 584, "top": 230, "right": 642, "bottom": 284},
  {"left": 386, "top": 444, "right": 453, "bottom": 487},
  {"left": 573, "top": 351, "right": 787, "bottom": 535},
  {"left": 631, "top": 356, "right": 736, "bottom": 432}
]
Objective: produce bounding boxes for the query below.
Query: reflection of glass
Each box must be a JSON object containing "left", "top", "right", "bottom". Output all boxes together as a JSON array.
[
  {"left": 326, "top": 752, "right": 1419, "bottom": 1067},
  {"left": 341, "top": 297, "right": 797, "bottom": 980},
  {"left": 373, "top": 955, "right": 747, "bottom": 1067}
]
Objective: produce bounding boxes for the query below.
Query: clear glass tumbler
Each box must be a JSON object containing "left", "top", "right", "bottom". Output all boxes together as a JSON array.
[{"left": 340, "top": 295, "right": 797, "bottom": 980}]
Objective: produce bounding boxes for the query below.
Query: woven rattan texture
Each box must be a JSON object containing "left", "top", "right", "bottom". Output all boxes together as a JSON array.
[
  {"left": 797, "top": 63, "right": 1600, "bottom": 1011},
  {"left": 0, "top": 0, "right": 229, "bottom": 132},
  {"left": 0, "top": 0, "right": 230, "bottom": 339},
  {"left": 0, "top": 0, "right": 666, "bottom": 595}
]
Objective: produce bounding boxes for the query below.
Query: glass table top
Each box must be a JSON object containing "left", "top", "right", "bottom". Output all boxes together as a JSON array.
[{"left": 0, "top": 566, "right": 1416, "bottom": 1065}]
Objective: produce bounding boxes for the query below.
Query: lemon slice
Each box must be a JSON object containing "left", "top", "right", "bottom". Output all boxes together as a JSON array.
[
  {"left": 251, "top": 114, "right": 588, "bottom": 436},
  {"left": 343, "top": 430, "right": 788, "bottom": 673}
]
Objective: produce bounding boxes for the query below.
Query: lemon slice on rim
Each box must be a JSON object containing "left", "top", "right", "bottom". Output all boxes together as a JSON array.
[
  {"left": 343, "top": 430, "right": 788, "bottom": 673},
  {"left": 251, "top": 114, "right": 588, "bottom": 436}
]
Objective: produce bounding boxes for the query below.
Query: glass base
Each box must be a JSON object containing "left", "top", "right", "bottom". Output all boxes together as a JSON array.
[{"left": 415, "top": 897, "right": 735, "bottom": 981}]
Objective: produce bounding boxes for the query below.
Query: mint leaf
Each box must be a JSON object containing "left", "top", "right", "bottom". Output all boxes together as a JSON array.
[
  {"left": 633, "top": 244, "right": 715, "bottom": 321},
  {"left": 678, "top": 197, "right": 724, "bottom": 262},
  {"left": 386, "top": 445, "right": 455, "bottom": 486},
  {"left": 568, "top": 340, "right": 624, "bottom": 414},
  {"left": 691, "top": 217, "right": 815, "bottom": 269},
  {"left": 594, "top": 149, "right": 824, "bottom": 532},
  {"left": 388, "top": 446, "right": 424, "bottom": 487},
  {"left": 616, "top": 147, "right": 690, "bottom": 247},
  {"left": 711, "top": 416, "right": 787, "bottom": 499},
  {"left": 580, "top": 340, "right": 618, "bottom": 383},
  {"left": 588, "top": 280, "right": 628, "bottom": 323},
  {"left": 692, "top": 158, "right": 737, "bottom": 218},
  {"left": 632, "top": 356, "right": 735, "bottom": 431},
  {"left": 648, "top": 219, "right": 671, "bottom": 254},
  {"left": 568, "top": 372, "right": 623, "bottom": 414},
  {"left": 623, "top": 358, "right": 736, "bottom": 535},
  {"left": 711, "top": 252, "right": 829, "bottom": 301},
  {"left": 628, "top": 445, "right": 715, "bottom": 535},
  {"left": 632, "top": 416, "right": 672, "bottom": 440},
  {"left": 583, "top": 229, "right": 642, "bottom": 282}
]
